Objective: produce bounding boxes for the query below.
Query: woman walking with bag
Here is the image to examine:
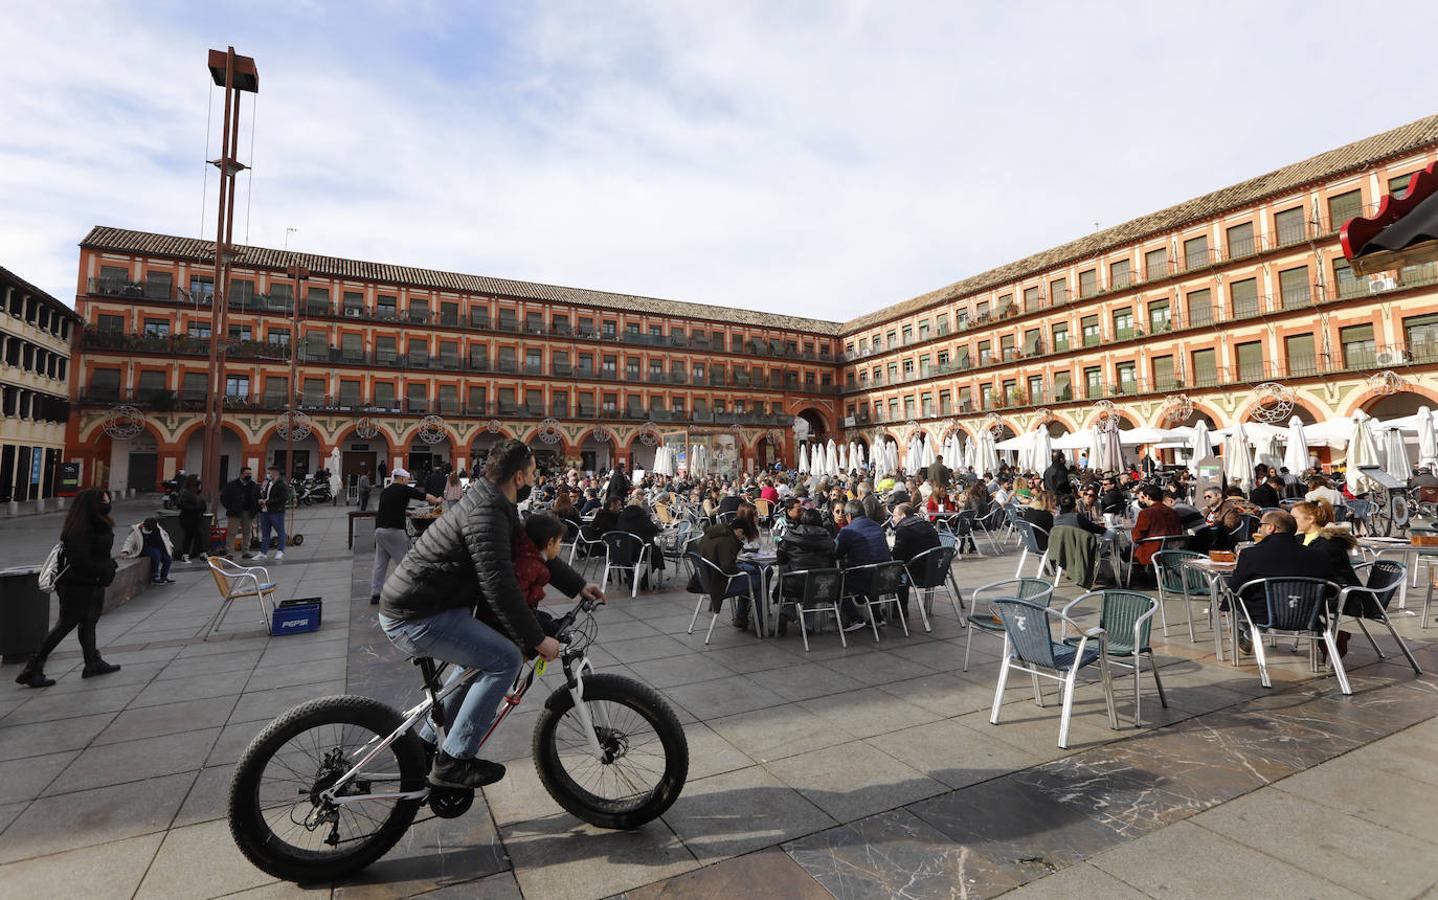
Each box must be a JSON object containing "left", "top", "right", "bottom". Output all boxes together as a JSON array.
[
  {"left": 15, "top": 489, "right": 122, "bottom": 688},
  {"left": 177, "top": 473, "right": 207, "bottom": 562}
]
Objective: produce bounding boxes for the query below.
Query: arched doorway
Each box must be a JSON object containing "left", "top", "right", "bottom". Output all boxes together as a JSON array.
[
  {"left": 336, "top": 426, "right": 392, "bottom": 493},
  {"left": 629, "top": 435, "right": 657, "bottom": 473},
  {"left": 1364, "top": 390, "right": 1430, "bottom": 421},
  {"left": 755, "top": 433, "right": 783, "bottom": 469},
  {"left": 578, "top": 432, "right": 614, "bottom": 474},
  {"left": 406, "top": 435, "right": 453, "bottom": 480},
  {"left": 265, "top": 433, "right": 320, "bottom": 480},
  {"left": 793, "top": 408, "right": 829, "bottom": 444},
  {"left": 184, "top": 424, "right": 247, "bottom": 486},
  {"left": 468, "top": 431, "right": 507, "bottom": 475},
  {"left": 527, "top": 433, "right": 565, "bottom": 473}
]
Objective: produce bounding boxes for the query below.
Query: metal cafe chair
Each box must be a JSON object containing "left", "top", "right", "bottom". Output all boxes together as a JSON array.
[
  {"left": 1232, "top": 576, "right": 1349, "bottom": 694},
  {"left": 776, "top": 567, "right": 848, "bottom": 652},
  {"left": 568, "top": 527, "right": 607, "bottom": 579},
  {"left": 600, "top": 531, "right": 652, "bottom": 599},
  {"left": 1012, "top": 519, "right": 1056, "bottom": 579},
  {"left": 1153, "top": 549, "right": 1213, "bottom": 640},
  {"left": 840, "top": 560, "right": 909, "bottom": 642},
  {"left": 1337, "top": 561, "right": 1422, "bottom": 674},
  {"left": 989, "top": 598, "right": 1120, "bottom": 749},
  {"left": 686, "top": 551, "right": 761, "bottom": 644},
  {"left": 904, "top": 544, "right": 965, "bottom": 631},
  {"left": 1061, "top": 590, "right": 1167, "bottom": 726},
  {"left": 963, "top": 577, "right": 1056, "bottom": 671}
]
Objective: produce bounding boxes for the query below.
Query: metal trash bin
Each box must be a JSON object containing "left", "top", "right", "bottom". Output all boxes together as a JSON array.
[{"left": 0, "top": 566, "right": 50, "bottom": 663}]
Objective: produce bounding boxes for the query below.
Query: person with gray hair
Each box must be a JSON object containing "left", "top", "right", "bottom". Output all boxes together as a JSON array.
[{"left": 835, "top": 499, "right": 892, "bottom": 629}]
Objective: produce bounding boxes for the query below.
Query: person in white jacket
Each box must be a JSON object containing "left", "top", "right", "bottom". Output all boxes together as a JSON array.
[{"left": 119, "top": 517, "right": 177, "bottom": 585}]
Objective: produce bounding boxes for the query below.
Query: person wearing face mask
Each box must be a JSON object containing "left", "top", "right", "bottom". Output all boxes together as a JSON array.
[
  {"left": 221, "top": 466, "right": 262, "bottom": 558},
  {"left": 514, "top": 513, "right": 568, "bottom": 608},
  {"left": 255, "top": 465, "right": 292, "bottom": 561},
  {"left": 378, "top": 439, "right": 605, "bottom": 790},
  {"left": 15, "top": 489, "right": 121, "bottom": 688},
  {"left": 369, "top": 467, "right": 441, "bottom": 605}
]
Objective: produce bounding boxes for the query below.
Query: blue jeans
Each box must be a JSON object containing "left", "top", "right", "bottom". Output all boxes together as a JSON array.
[
  {"left": 259, "top": 511, "right": 286, "bottom": 553},
  {"left": 142, "top": 547, "right": 171, "bottom": 581},
  {"left": 722, "top": 561, "right": 763, "bottom": 623},
  {"left": 379, "top": 608, "right": 523, "bottom": 759}
]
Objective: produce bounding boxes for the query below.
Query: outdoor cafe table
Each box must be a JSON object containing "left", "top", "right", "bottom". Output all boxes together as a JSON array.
[
  {"left": 738, "top": 549, "right": 779, "bottom": 637},
  {"left": 1181, "top": 556, "right": 1237, "bottom": 663},
  {"left": 1357, "top": 537, "right": 1437, "bottom": 613}
]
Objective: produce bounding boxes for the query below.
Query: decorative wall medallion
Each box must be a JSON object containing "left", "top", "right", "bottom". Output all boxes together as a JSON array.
[
  {"left": 537, "top": 417, "right": 563, "bottom": 444},
  {"left": 276, "top": 410, "right": 313, "bottom": 441},
  {"left": 591, "top": 425, "right": 613, "bottom": 445},
  {"left": 637, "top": 421, "right": 660, "bottom": 447},
  {"left": 417, "top": 414, "right": 448, "bottom": 445},
  {"left": 354, "top": 416, "right": 379, "bottom": 440},
  {"left": 1250, "top": 382, "right": 1295, "bottom": 423},
  {"left": 486, "top": 418, "right": 502, "bottom": 434},
  {"left": 982, "top": 412, "right": 1004, "bottom": 438},
  {"left": 101, "top": 405, "right": 146, "bottom": 441},
  {"left": 1165, "top": 394, "right": 1195, "bottom": 424},
  {"left": 1367, "top": 370, "right": 1407, "bottom": 396}
]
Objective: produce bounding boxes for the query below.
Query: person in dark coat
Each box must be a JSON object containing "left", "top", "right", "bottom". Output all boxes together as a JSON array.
[
  {"left": 926, "top": 458, "right": 951, "bottom": 493},
  {"left": 616, "top": 493, "right": 665, "bottom": 575},
  {"left": 1249, "top": 476, "right": 1283, "bottom": 510},
  {"left": 583, "top": 495, "right": 623, "bottom": 542},
  {"left": 1018, "top": 489, "right": 1056, "bottom": 550},
  {"left": 604, "top": 463, "right": 631, "bottom": 504},
  {"left": 423, "top": 465, "right": 449, "bottom": 500},
  {"left": 15, "top": 489, "right": 121, "bottom": 687},
  {"left": 1043, "top": 451, "right": 1073, "bottom": 497},
  {"left": 220, "top": 467, "right": 261, "bottom": 557},
  {"left": 379, "top": 440, "right": 602, "bottom": 790},
  {"left": 698, "top": 518, "right": 763, "bottom": 629},
  {"left": 176, "top": 473, "right": 207, "bottom": 562},
  {"left": 777, "top": 507, "right": 862, "bottom": 631},
  {"left": 1054, "top": 492, "right": 1106, "bottom": 537},
  {"left": 890, "top": 503, "right": 942, "bottom": 619},
  {"left": 835, "top": 500, "right": 892, "bottom": 626},
  {"left": 1224, "top": 510, "right": 1329, "bottom": 651}
]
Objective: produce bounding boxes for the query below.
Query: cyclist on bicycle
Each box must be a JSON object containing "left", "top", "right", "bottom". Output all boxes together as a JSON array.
[{"left": 378, "top": 439, "right": 604, "bottom": 789}]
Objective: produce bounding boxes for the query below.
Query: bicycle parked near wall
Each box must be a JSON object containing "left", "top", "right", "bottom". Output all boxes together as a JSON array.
[{"left": 226, "top": 597, "right": 688, "bottom": 882}]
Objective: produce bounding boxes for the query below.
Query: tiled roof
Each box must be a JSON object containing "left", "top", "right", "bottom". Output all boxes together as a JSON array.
[
  {"left": 0, "top": 263, "right": 81, "bottom": 320},
  {"left": 841, "top": 112, "right": 1438, "bottom": 334},
  {"left": 80, "top": 226, "right": 844, "bottom": 335}
]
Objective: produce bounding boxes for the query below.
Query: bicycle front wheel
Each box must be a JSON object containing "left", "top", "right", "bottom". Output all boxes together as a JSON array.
[
  {"left": 532, "top": 673, "right": 688, "bottom": 829},
  {"left": 228, "top": 695, "right": 427, "bottom": 883}
]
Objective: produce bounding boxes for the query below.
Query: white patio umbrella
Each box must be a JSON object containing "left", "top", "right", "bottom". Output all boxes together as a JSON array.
[
  {"left": 826, "top": 439, "right": 838, "bottom": 478},
  {"left": 1089, "top": 426, "right": 1109, "bottom": 472},
  {"left": 1384, "top": 426, "right": 1412, "bottom": 481},
  {"left": 1346, "top": 412, "right": 1382, "bottom": 493},
  {"left": 797, "top": 443, "right": 809, "bottom": 474},
  {"left": 977, "top": 429, "right": 1001, "bottom": 475},
  {"left": 920, "top": 434, "right": 936, "bottom": 470},
  {"left": 1031, "top": 428, "right": 1052, "bottom": 475},
  {"left": 1097, "top": 422, "right": 1124, "bottom": 472},
  {"left": 855, "top": 441, "right": 866, "bottom": 470},
  {"left": 963, "top": 434, "right": 977, "bottom": 472},
  {"left": 1304, "top": 417, "right": 1357, "bottom": 449},
  {"left": 653, "top": 446, "right": 675, "bottom": 476},
  {"left": 1189, "top": 420, "right": 1214, "bottom": 475},
  {"left": 1282, "top": 416, "right": 1310, "bottom": 476},
  {"left": 1420, "top": 407, "right": 1438, "bottom": 469},
  {"left": 1251, "top": 429, "right": 1280, "bottom": 470},
  {"left": 1223, "top": 422, "right": 1255, "bottom": 490},
  {"left": 838, "top": 444, "right": 848, "bottom": 473},
  {"left": 887, "top": 439, "right": 900, "bottom": 477}
]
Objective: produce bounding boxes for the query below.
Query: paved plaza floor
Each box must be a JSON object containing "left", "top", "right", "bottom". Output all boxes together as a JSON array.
[{"left": 1, "top": 501, "right": 1435, "bottom": 899}]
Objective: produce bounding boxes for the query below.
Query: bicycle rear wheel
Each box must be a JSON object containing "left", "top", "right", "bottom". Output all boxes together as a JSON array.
[
  {"left": 532, "top": 673, "right": 688, "bottom": 829},
  {"left": 228, "top": 695, "right": 427, "bottom": 883}
]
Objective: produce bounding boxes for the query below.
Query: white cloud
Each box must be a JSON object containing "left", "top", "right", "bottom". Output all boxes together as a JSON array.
[{"left": 1, "top": 0, "right": 1435, "bottom": 323}]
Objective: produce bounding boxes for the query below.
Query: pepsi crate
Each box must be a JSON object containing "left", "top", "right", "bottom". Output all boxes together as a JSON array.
[{"left": 271, "top": 597, "right": 323, "bottom": 635}]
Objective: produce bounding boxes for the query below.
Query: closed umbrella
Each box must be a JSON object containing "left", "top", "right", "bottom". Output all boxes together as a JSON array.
[
  {"left": 1282, "top": 416, "right": 1309, "bottom": 476},
  {"left": 920, "top": 434, "right": 936, "bottom": 470},
  {"left": 977, "top": 429, "right": 1001, "bottom": 475},
  {"left": 887, "top": 439, "right": 900, "bottom": 477},
  {"left": 1031, "top": 428, "right": 1052, "bottom": 476},
  {"left": 1346, "top": 412, "right": 1382, "bottom": 493},
  {"left": 1384, "top": 426, "right": 1411, "bottom": 481},
  {"left": 1252, "top": 429, "right": 1280, "bottom": 471},
  {"left": 1189, "top": 420, "right": 1214, "bottom": 475},
  {"left": 826, "top": 439, "right": 838, "bottom": 478},
  {"left": 797, "top": 443, "right": 809, "bottom": 474},
  {"left": 1223, "top": 422, "right": 1255, "bottom": 491},
  {"left": 963, "top": 434, "right": 977, "bottom": 472},
  {"left": 838, "top": 444, "right": 848, "bottom": 473},
  {"left": 1420, "top": 407, "right": 1438, "bottom": 469}
]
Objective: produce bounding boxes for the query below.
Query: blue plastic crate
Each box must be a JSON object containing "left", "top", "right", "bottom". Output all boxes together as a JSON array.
[{"left": 271, "top": 598, "right": 322, "bottom": 635}]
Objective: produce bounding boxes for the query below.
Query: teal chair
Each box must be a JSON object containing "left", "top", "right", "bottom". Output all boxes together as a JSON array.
[
  {"left": 964, "top": 577, "right": 1055, "bottom": 671},
  {"left": 1061, "top": 589, "right": 1167, "bottom": 726},
  {"left": 1153, "top": 550, "right": 1213, "bottom": 641}
]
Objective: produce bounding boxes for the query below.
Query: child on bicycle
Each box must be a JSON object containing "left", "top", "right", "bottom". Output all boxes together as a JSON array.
[{"left": 515, "top": 513, "right": 567, "bottom": 608}]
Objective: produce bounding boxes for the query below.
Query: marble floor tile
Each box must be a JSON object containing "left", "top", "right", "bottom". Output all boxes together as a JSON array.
[
  {"left": 406, "top": 870, "right": 523, "bottom": 899},
  {"left": 878, "top": 670, "right": 1003, "bottom": 718},
  {"left": 227, "top": 679, "right": 347, "bottom": 724},
  {"left": 0, "top": 711, "right": 117, "bottom": 762},
  {"left": 0, "top": 831, "right": 163, "bottom": 900},
  {"left": 93, "top": 696, "right": 236, "bottom": 745},
  {"left": 1000, "top": 861, "right": 1149, "bottom": 899},
  {"left": 817, "top": 648, "right": 932, "bottom": 685},
  {"left": 502, "top": 814, "right": 698, "bottom": 900},
  {"left": 244, "top": 656, "right": 349, "bottom": 692},
  {"left": 864, "top": 717, "right": 1047, "bottom": 790},
  {"left": 740, "top": 662, "right": 869, "bottom": 703},
  {"left": 626, "top": 847, "right": 830, "bottom": 899},
  {"left": 136, "top": 818, "right": 284, "bottom": 899},
  {"left": 1, "top": 680, "right": 146, "bottom": 726},
  {"left": 1087, "top": 819, "right": 1362, "bottom": 900},
  {"left": 763, "top": 740, "right": 947, "bottom": 822},
  {"left": 787, "top": 807, "right": 1023, "bottom": 899},
  {"left": 331, "top": 808, "right": 508, "bottom": 899},
  {"left": 662, "top": 676, "right": 785, "bottom": 721},
  {"left": 1193, "top": 787, "right": 1438, "bottom": 898},
  {"left": 661, "top": 765, "right": 836, "bottom": 865},
  {"left": 0, "top": 770, "right": 195, "bottom": 864},
  {"left": 152, "top": 648, "right": 265, "bottom": 682},
  {"left": 624, "top": 653, "right": 737, "bottom": 689},
  {"left": 1356, "top": 728, "right": 1438, "bottom": 787}
]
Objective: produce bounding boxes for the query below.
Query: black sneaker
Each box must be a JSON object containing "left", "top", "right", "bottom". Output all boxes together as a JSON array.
[
  {"left": 428, "top": 751, "right": 505, "bottom": 789},
  {"left": 732, "top": 617, "right": 749, "bottom": 630},
  {"left": 81, "top": 660, "right": 121, "bottom": 679}
]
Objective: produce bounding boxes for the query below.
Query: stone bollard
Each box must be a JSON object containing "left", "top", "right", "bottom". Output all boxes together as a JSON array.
[
  {"left": 6, "top": 500, "right": 17, "bottom": 517},
  {"left": 34, "top": 498, "right": 46, "bottom": 514}
]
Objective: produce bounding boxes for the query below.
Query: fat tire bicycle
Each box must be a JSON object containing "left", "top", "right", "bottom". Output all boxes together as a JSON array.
[{"left": 226, "top": 598, "right": 688, "bottom": 883}]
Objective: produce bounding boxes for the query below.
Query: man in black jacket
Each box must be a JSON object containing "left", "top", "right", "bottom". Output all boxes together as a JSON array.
[
  {"left": 1043, "top": 451, "right": 1073, "bottom": 497},
  {"left": 1249, "top": 475, "right": 1283, "bottom": 510},
  {"left": 220, "top": 467, "right": 261, "bottom": 558},
  {"left": 604, "top": 463, "right": 631, "bottom": 504},
  {"left": 890, "top": 503, "right": 941, "bottom": 621},
  {"left": 379, "top": 440, "right": 604, "bottom": 789},
  {"left": 256, "top": 466, "right": 291, "bottom": 560},
  {"left": 1224, "top": 510, "right": 1326, "bottom": 652}
]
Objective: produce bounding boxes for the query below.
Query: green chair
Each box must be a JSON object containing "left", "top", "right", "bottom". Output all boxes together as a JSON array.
[
  {"left": 1061, "top": 589, "right": 1167, "bottom": 726},
  {"left": 964, "top": 577, "right": 1055, "bottom": 671},
  {"left": 1153, "top": 550, "right": 1212, "bottom": 641}
]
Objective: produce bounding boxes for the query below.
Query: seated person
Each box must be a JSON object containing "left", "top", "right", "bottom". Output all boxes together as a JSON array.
[
  {"left": 835, "top": 499, "right": 893, "bottom": 625},
  {"left": 1099, "top": 476, "right": 1127, "bottom": 516},
  {"left": 777, "top": 507, "right": 863, "bottom": 632},
  {"left": 717, "top": 489, "right": 744, "bottom": 517},
  {"left": 1165, "top": 486, "right": 1206, "bottom": 531},
  {"left": 1018, "top": 489, "right": 1055, "bottom": 550},
  {"left": 1249, "top": 475, "right": 1283, "bottom": 509},
  {"left": 1077, "top": 484, "right": 1105, "bottom": 523},
  {"left": 698, "top": 514, "right": 763, "bottom": 630},
  {"left": 617, "top": 491, "right": 665, "bottom": 575},
  {"left": 577, "top": 489, "right": 602, "bottom": 517},
  {"left": 826, "top": 499, "right": 850, "bottom": 534},
  {"left": 1053, "top": 492, "right": 1106, "bottom": 537},
  {"left": 1130, "top": 484, "right": 1184, "bottom": 584},
  {"left": 515, "top": 513, "right": 567, "bottom": 608},
  {"left": 119, "top": 516, "right": 176, "bottom": 585},
  {"left": 583, "top": 495, "right": 623, "bottom": 544},
  {"left": 1304, "top": 477, "right": 1346, "bottom": 508},
  {"left": 890, "top": 503, "right": 942, "bottom": 621},
  {"left": 1292, "top": 500, "right": 1359, "bottom": 588},
  {"left": 1224, "top": 510, "right": 1328, "bottom": 652},
  {"left": 772, "top": 497, "right": 802, "bottom": 543}
]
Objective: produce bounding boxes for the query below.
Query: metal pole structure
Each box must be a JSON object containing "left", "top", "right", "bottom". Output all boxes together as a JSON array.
[
  {"left": 285, "top": 264, "right": 309, "bottom": 539},
  {"left": 200, "top": 48, "right": 259, "bottom": 508}
]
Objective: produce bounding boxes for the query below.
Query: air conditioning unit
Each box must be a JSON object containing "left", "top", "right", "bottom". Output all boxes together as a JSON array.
[
  {"left": 344, "top": 308, "right": 362, "bottom": 317},
  {"left": 1375, "top": 349, "right": 1406, "bottom": 366},
  {"left": 1369, "top": 277, "right": 1397, "bottom": 293}
]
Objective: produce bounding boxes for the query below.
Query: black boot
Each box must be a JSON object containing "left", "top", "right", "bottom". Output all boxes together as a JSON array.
[
  {"left": 81, "top": 660, "right": 121, "bottom": 679},
  {"left": 428, "top": 750, "right": 505, "bottom": 789},
  {"left": 15, "top": 659, "right": 55, "bottom": 688}
]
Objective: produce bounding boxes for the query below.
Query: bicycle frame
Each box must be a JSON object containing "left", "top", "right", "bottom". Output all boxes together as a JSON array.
[{"left": 320, "top": 629, "right": 605, "bottom": 807}]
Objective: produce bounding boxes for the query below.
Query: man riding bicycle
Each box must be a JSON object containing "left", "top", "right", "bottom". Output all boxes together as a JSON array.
[{"left": 378, "top": 439, "right": 604, "bottom": 789}]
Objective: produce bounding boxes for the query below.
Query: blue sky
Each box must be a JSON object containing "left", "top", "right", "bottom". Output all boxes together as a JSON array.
[{"left": 2, "top": 0, "right": 1436, "bottom": 322}]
